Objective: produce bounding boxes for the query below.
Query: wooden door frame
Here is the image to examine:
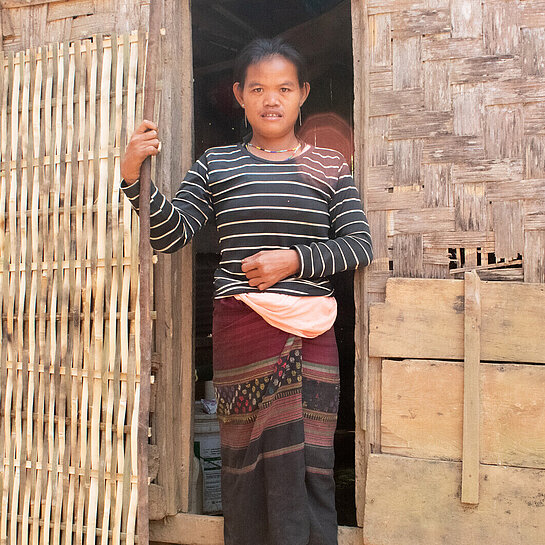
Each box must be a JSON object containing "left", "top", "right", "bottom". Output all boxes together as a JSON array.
[{"left": 150, "top": 0, "right": 370, "bottom": 541}]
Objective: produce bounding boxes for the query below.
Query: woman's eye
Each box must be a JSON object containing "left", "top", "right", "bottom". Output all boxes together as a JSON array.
[
  {"left": 253, "top": 88, "right": 263, "bottom": 93},
  {"left": 281, "top": 88, "right": 290, "bottom": 93}
]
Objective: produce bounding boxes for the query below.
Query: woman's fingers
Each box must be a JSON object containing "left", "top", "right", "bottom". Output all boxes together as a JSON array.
[{"left": 135, "top": 119, "right": 158, "bottom": 133}]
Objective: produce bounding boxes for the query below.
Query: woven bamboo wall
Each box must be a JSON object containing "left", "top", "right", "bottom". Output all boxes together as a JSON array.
[
  {"left": 365, "top": 0, "right": 545, "bottom": 302},
  {"left": 0, "top": 33, "right": 144, "bottom": 544}
]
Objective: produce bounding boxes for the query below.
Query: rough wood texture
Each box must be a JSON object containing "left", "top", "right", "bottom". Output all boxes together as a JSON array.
[
  {"left": 381, "top": 359, "right": 545, "bottom": 469},
  {"left": 0, "top": 34, "right": 143, "bottom": 544},
  {"left": 369, "top": 278, "right": 545, "bottom": 363},
  {"left": 0, "top": 0, "right": 150, "bottom": 51},
  {"left": 364, "top": 454, "right": 545, "bottom": 545},
  {"left": 462, "top": 271, "right": 481, "bottom": 504},
  {"left": 364, "top": 0, "right": 545, "bottom": 292},
  {"left": 351, "top": 0, "right": 372, "bottom": 528},
  {"left": 151, "top": 0, "right": 195, "bottom": 518},
  {"left": 149, "top": 514, "right": 363, "bottom": 545}
]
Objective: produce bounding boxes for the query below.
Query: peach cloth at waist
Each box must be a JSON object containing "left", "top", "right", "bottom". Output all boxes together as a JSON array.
[{"left": 234, "top": 292, "right": 337, "bottom": 339}]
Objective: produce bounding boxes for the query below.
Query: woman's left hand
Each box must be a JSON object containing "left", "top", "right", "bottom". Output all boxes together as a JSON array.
[{"left": 241, "top": 250, "right": 301, "bottom": 291}]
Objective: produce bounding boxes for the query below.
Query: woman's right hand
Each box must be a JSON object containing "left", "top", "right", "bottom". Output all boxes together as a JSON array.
[{"left": 120, "top": 119, "right": 161, "bottom": 184}]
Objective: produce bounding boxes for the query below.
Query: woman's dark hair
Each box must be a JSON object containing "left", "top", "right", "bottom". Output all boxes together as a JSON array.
[{"left": 233, "top": 38, "right": 309, "bottom": 88}]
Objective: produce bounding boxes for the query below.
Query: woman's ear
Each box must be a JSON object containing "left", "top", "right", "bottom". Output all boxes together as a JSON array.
[
  {"left": 233, "top": 82, "right": 244, "bottom": 108},
  {"left": 300, "top": 82, "right": 310, "bottom": 107}
]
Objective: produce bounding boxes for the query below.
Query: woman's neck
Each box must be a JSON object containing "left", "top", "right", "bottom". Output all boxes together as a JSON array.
[{"left": 249, "top": 133, "right": 299, "bottom": 151}]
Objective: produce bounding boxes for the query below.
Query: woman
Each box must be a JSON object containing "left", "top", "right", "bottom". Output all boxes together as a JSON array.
[{"left": 121, "top": 38, "right": 372, "bottom": 545}]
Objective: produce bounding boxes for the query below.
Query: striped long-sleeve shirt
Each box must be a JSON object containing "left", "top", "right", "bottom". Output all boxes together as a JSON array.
[{"left": 121, "top": 143, "right": 373, "bottom": 298}]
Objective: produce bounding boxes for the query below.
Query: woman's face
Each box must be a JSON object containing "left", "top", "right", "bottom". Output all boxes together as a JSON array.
[{"left": 233, "top": 55, "right": 310, "bottom": 143}]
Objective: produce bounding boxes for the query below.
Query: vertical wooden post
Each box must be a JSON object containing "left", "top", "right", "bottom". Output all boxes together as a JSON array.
[
  {"left": 138, "top": 2, "right": 162, "bottom": 543},
  {"left": 462, "top": 270, "right": 481, "bottom": 505}
]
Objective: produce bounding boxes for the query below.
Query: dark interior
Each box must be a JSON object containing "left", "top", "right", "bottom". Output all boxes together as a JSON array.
[{"left": 190, "top": 0, "right": 357, "bottom": 525}]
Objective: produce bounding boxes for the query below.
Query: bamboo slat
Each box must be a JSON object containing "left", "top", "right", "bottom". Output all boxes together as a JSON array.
[{"left": 0, "top": 33, "right": 145, "bottom": 545}]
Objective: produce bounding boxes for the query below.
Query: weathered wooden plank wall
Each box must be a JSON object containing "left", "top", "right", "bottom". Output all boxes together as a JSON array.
[
  {"left": 0, "top": 33, "right": 143, "bottom": 544},
  {"left": 357, "top": 0, "right": 545, "bottom": 541},
  {"left": 0, "top": 0, "right": 149, "bottom": 53}
]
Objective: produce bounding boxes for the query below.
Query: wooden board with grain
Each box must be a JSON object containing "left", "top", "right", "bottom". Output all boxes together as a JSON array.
[
  {"left": 364, "top": 454, "right": 545, "bottom": 545},
  {"left": 381, "top": 359, "right": 545, "bottom": 469},
  {"left": 369, "top": 277, "right": 545, "bottom": 363}
]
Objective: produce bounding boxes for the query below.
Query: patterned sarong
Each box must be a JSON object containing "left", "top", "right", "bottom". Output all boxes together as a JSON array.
[{"left": 213, "top": 297, "right": 340, "bottom": 545}]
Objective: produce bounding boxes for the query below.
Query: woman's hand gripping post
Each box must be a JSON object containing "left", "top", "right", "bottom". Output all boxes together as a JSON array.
[{"left": 120, "top": 119, "right": 161, "bottom": 185}]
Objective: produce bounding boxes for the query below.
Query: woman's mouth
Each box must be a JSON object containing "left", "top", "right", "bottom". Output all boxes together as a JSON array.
[{"left": 261, "top": 112, "right": 283, "bottom": 119}]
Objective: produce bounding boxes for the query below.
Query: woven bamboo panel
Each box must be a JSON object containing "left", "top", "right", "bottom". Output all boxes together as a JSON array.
[
  {"left": 0, "top": 33, "right": 144, "bottom": 544},
  {"left": 366, "top": 0, "right": 545, "bottom": 298}
]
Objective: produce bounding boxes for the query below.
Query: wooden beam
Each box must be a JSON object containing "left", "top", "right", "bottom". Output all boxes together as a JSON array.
[
  {"left": 369, "top": 278, "right": 545, "bottom": 363},
  {"left": 462, "top": 270, "right": 481, "bottom": 504},
  {"left": 138, "top": 3, "right": 163, "bottom": 544},
  {"left": 364, "top": 454, "right": 545, "bottom": 545},
  {"left": 351, "top": 0, "right": 372, "bottom": 529},
  {"left": 150, "top": 514, "right": 362, "bottom": 545},
  {"left": 381, "top": 359, "right": 545, "bottom": 469}
]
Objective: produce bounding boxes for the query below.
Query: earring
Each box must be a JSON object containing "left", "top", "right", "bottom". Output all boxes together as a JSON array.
[
  {"left": 299, "top": 108, "right": 302, "bottom": 126},
  {"left": 242, "top": 104, "right": 247, "bottom": 128}
]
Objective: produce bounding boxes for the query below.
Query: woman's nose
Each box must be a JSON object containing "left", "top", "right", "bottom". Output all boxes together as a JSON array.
[{"left": 263, "top": 91, "right": 280, "bottom": 106}]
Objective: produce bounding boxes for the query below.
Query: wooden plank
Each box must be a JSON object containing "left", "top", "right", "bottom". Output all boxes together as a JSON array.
[
  {"left": 491, "top": 200, "right": 524, "bottom": 260},
  {"left": 422, "top": 135, "right": 485, "bottom": 163},
  {"left": 369, "top": 278, "right": 545, "bottom": 363},
  {"left": 450, "top": 0, "right": 482, "bottom": 39},
  {"left": 389, "top": 111, "right": 452, "bottom": 139},
  {"left": 483, "top": 0, "right": 520, "bottom": 56},
  {"left": 423, "top": 164, "right": 452, "bottom": 207},
  {"left": 484, "top": 105, "right": 523, "bottom": 159},
  {"left": 1, "top": 0, "right": 66, "bottom": 7},
  {"left": 392, "top": 206, "right": 455, "bottom": 235},
  {"left": 393, "top": 139, "right": 422, "bottom": 185},
  {"left": 423, "top": 231, "right": 495, "bottom": 251},
  {"left": 422, "top": 35, "right": 484, "bottom": 62},
  {"left": 525, "top": 136, "right": 545, "bottom": 179},
  {"left": 364, "top": 454, "right": 545, "bottom": 545},
  {"left": 46, "top": 0, "right": 94, "bottom": 22},
  {"left": 522, "top": 28, "right": 545, "bottom": 77},
  {"left": 452, "top": 158, "right": 523, "bottom": 184},
  {"left": 524, "top": 230, "right": 545, "bottom": 283},
  {"left": 382, "top": 359, "right": 545, "bottom": 469},
  {"left": 486, "top": 177, "right": 545, "bottom": 202},
  {"left": 450, "top": 55, "right": 521, "bottom": 85},
  {"left": 351, "top": 0, "right": 371, "bottom": 528},
  {"left": 393, "top": 36, "right": 421, "bottom": 90},
  {"left": 150, "top": 514, "right": 362, "bottom": 545},
  {"left": 462, "top": 271, "right": 480, "bottom": 505},
  {"left": 391, "top": 8, "right": 450, "bottom": 39},
  {"left": 392, "top": 234, "right": 423, "bottom": 277},
  {"left": 454, "top": 182, "right": 487, "bottom": 231},
  {"left": 367, "top": 186, "right": 423, "bottom": 212},
  {"left": 424, "top": 60, "right": 450, "bottom": 111},
  {"left": 369, "top": 14, "right": 391, "bottom": 69},
  {"left": 519, "top": 0, "right": 545, "bottom": 29},
  {"left": 369, "top": 88, "right": 424, "bottom": 116}
]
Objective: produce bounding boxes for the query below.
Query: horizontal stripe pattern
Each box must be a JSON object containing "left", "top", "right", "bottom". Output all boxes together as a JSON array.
[{"left": 121, "top": 143, "right": 373, "bottom": 297}]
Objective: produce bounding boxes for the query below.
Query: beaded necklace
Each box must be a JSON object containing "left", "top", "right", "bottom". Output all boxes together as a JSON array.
[{"left": 246, "top": 141, "right": 302, "bottom": 159}]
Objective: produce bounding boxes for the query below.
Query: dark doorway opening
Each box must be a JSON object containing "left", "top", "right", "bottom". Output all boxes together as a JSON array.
[{"left": 190, "top": 0, "right": 357, "bottom": 526}]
